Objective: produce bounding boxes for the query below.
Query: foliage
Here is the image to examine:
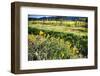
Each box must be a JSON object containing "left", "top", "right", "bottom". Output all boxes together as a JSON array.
[
  {"left": 28, "top": 34, "right": 84, "bottom": 60},
  {"left": 28, "top": 30, "right": 87, "bottom": 60},
  {"left": 28, "top": 18, "right": 88, "bottom": 60}
]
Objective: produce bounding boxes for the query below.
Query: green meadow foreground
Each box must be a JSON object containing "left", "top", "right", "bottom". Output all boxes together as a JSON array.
[{"left": 28, "top": 18, "right": 88, "bottom": 60}]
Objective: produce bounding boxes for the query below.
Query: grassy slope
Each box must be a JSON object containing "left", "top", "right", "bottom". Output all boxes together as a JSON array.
[{"left": 28, "top": 20, "right": 88, "bottom": 60}]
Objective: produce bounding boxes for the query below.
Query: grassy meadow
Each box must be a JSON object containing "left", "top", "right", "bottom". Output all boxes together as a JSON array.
[{"left": 28, "top": 15, "right": 88, "bottom": 61}]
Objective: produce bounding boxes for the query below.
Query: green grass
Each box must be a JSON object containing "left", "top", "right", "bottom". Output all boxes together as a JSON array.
[
  {"left": 28, "top": 34, "right": 85, "bottom": 60},
  {"left": 28, "top": 20, "right": 88, "bottom": 61},
  {"left": 29, "top": 24, "right": 87, "bottom": 36}
]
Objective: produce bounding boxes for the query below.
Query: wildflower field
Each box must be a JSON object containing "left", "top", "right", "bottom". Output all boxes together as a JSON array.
[{"left": 28, "top": 15, "right": 88, "bottom": 61}]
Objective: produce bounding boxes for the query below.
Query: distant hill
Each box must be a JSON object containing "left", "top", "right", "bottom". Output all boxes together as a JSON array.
[{"left": 28, "top": 16, "right": 88, "bottom": 22}]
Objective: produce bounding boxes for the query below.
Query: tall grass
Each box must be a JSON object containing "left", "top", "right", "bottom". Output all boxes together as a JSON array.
[
  {"left": 28, "top": 34, "right": 85, "bottom": 60},
  {"left": 28, "top": 19, "right": 88, "bottom": 60}
]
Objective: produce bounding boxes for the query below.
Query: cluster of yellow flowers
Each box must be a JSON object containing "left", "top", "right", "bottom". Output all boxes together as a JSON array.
[
  {"left": 28, "top": 34, "right": 35, "bottom": 42},
  {"left": 72, "top": 46, "right": 79, "bottom": 55},
  {"left": 66, "top": 41, "right": 79, "bottom": 57},
  {"left": 39, "top": 31, "right": 46, "bottom": 37}
]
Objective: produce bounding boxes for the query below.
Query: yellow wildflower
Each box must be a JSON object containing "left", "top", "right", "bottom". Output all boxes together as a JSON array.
[
  {"left": 28, "top": 34, "right": 35, "bottom": 42},
  {"left": 39, "top": 31, "right": 46, "bottom": 37},
  {"left": 72, "top": 46, "right": 79, "bottom": 54},
  {"left": 39, "top": 31, "right": 44, "bottom": 36}
]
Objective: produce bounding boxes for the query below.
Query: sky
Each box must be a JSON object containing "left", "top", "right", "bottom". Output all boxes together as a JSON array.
[{"left": 28, "top": 15, "right": 52, "bottom": 18}]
